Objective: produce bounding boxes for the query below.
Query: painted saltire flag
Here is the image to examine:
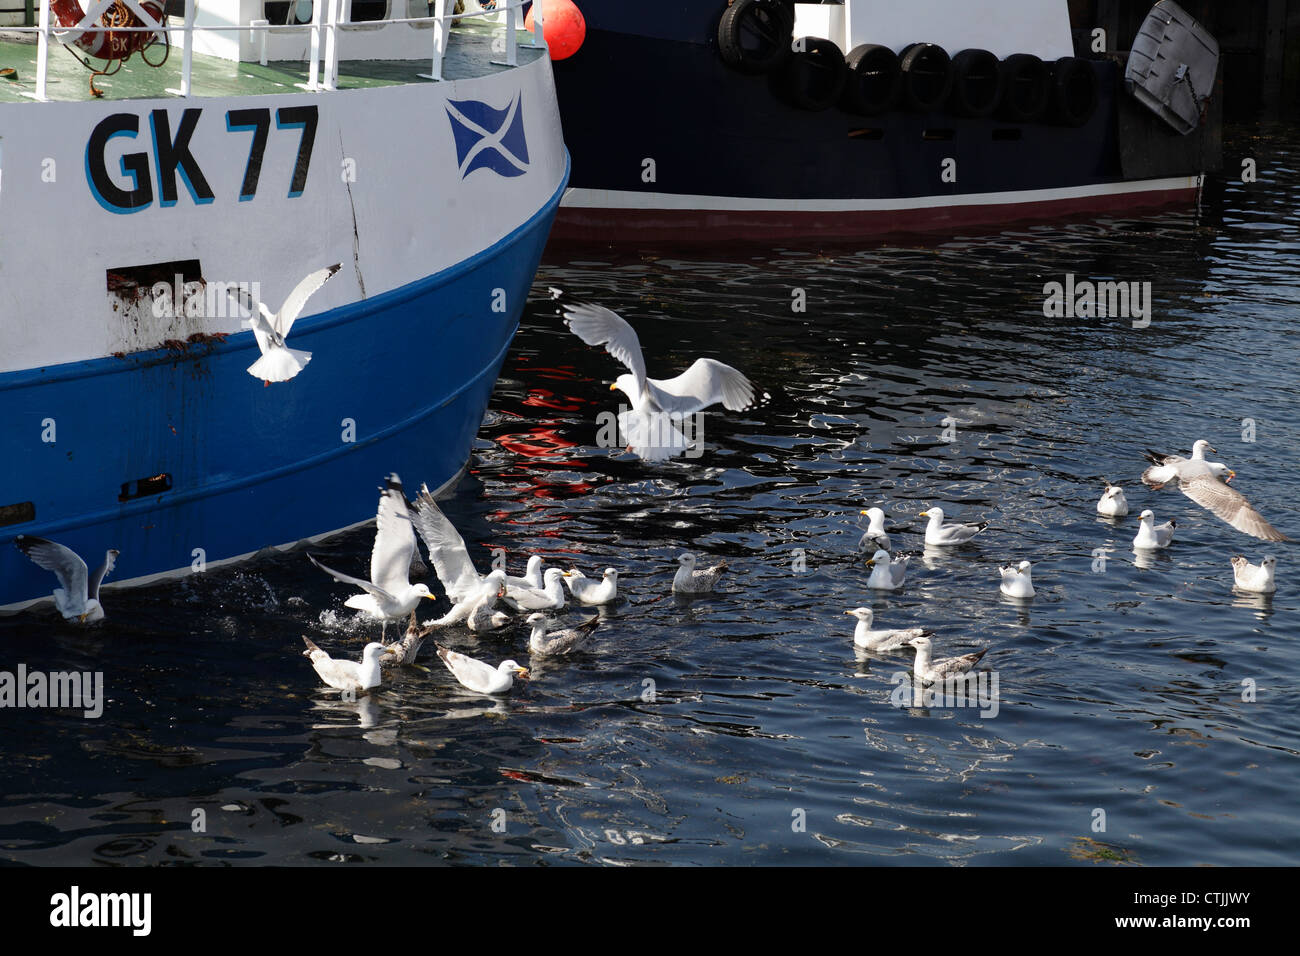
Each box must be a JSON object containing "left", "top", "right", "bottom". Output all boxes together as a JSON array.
[{"left": 446, "top": 93, "right": 530, "bottom": 179}]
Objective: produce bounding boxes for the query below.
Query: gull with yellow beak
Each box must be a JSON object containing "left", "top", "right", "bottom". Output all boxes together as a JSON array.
[
  {"left": 919, "top": 506, "right": 988, "bottom": 546},
  {"left": 436, "top": 645, "right": 529, "bottom": 695},
  {"left": 865, "top": 549, "right": 909, "bottom": 590},
  {"left": 555, "top": 292, "right": 756, "bottom": 460}
]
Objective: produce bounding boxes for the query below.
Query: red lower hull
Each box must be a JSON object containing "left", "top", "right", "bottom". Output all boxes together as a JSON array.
[{"left": 550, "top": 183, "right": 1201, "bottom": 244}]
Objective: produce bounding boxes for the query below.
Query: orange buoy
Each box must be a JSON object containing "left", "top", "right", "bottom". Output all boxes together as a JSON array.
[{"left": 525, "top": 0, "right": 586, "bottom": 61}]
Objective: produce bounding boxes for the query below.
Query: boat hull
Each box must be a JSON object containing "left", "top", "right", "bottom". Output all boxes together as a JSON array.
[{"left": 548, "top": 4, "right": 1216, "bottom": 242}]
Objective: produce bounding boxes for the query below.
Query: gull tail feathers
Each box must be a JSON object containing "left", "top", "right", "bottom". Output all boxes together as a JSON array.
[{"left": 248, "top": 346, "right": 312, "bottom": 383}]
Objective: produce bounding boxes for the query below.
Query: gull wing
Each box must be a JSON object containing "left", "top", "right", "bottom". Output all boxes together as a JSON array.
[
  {"left": 15, "top": 536, "right": 89, "bottom": 602},
  {"left": 408, "top": 484, "right": 483, "bottom": 603},
  {"left": 275, "top": 263, "right": 342, "bottom": 337},
  {"left": 88, "top": 550, "right": 119, "bottom": 602},
  {"left": 651, "top": 358, "right": 755, "bottom": 414},
  {"left": 308, "top": 553, "right": 395, "bottom": 602},
  {"left": 561, "top": 301, "right": 647, "bottom": 395},
  {"left": 1179, "top": 475, "right": 1289, "bottom": 541},
  {"left": 370, "top": 475, "right": 417, "bottom": 596}
]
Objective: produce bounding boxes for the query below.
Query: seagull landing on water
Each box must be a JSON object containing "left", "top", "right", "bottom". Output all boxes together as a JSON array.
[
  {"left": 14, "top": 536, "right": 119, "bottom": 624},
  {"left": 436, "top": 645, "right": 528, "bottom": 695},
  {"left": 302, "top": 636, "right": 387, "bottom": 693},
  {"left": 562, "top": 567, "right": 619, "bottom": 605},
  {"left": 233, "top": 263, "right": 341, "bottom": 385},
  {"left": 857, "top": 508, "right": 891, "bottom": 553},
  {"left": 1133, "top": 509, "right": 1176, "bottom": 550},
  {"left": 1230, "top": 555, "right": 1277, "bottom": 594},
  {"left": 1142, "top": 442, "right": 1288, "bottom": 542},
  {"left": 672, "top": 552, "right": 727, "bottom": 594},
  {"left": 527, "top": 612, "right": 599, "bottom": 656},
  {"left": 906, "top": 635, "right": 988, "bottom": 685},
  {"left": 865, "top": 549, "right": 908, "bottom": 590},
  {"left": 919, "top": 507, "right": 987, "bottom": 546},
  {"left": 845, "top": 607, "right": 929, "bottom": 652},
  {"left": 999, "top": 560, "right": 1036, "bottom": 599},
  {"left": 308, "top": 474, "right": 437, "bottom": 638},
  {"left": 1097, "top": 482, "right": 1129, "bottom": 517},
  {"left": 554, "top": 291, "right": 757, "bottom": 461}
]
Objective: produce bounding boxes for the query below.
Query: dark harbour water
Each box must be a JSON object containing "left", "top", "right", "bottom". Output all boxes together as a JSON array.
[{"left": 2, "top": 124, "right": 1299, "bottom": 867}]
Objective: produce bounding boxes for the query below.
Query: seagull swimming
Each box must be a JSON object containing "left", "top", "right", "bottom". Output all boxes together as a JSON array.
[
  {"left": 1230, "top": 555, "right": 1276, "bottom": 594},
  {"left": 845, "top": 607, "right": 928, "bottom": 651},
  {"left": 504, "top": 567, "right": 568, "bottom": 611},
  {"left": 906, "top": 635, "right": 988, "bottom": 684},
  {"left": 505, "top": 555, "right": 546, "bottom": 593},
  {"left": 1142, "top": 443, "right": 1287, "bottom": 541},
  {"left": 672, "top": 552, "right": 727, "bottom": 594},
  {"left": 557, "top": 294, "right": 756, "bottom": 460},
  {"left": 527, "top": 612, "right": 600, "bottom": 656},
  {"left": 302, "top": 636, "right": 386, "bottom": 693},
  {"left": 436, "top": 645, "right": 528, "bottom": 695},
  {"left": 999, "top": 560, "right": 1036, "bottom": 599},
  {"left": 857, "top": 508, "right": 891, "bottom": 553},
  {"left": 1133, "top": 509, "right": 1176, "bottom": 550},
  {"left": 562, "top": 567, "right": 619, "bottom": 605},
  {"left": 236, "top": 263, "right": 340, "bottom": 384},
  {"left": 307, "top": 475, "right": 436, "bottom": 637},
  {"left": 14, "top": 536, "right": 119, "bottom": 624},
  {"left": 1097, "top": 482, "right": 1129, "bottom": 517},
  {"left": 865, "top": 549, "right": 908, "bottom": 590},
  {"left": 919, "top": 507, "right": 987, "bottom": 546}
]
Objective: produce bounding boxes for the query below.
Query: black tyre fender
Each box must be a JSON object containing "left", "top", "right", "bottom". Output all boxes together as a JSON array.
[
  {"left": 1050, "top": 56, "right": 1098, "bottom": 126},
  {"left": 841, "top": 43, "right": 901, "bottom": 115},
  {"left": 997, "top": 53, "right": 1050, "bottom": 122},
  {"left": 718, "top": 0, "right": 795, "bottom": 75},
  {"left": 773, "top": 36, "right": 848, "bottom": 111},
  {"left": 948, "top": 48, "right": 1003, "bottom": 118},
  {"left": 899, "top": 42, "right": 952, "bottom": 112}
]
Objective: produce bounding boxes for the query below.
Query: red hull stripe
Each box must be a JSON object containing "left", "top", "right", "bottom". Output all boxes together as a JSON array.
[{"left": 551, "top": 179, "right": 1201, "bottom": 242}]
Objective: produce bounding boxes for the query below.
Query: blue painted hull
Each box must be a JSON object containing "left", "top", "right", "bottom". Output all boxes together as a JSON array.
[{"left": 0, "top": 163, "right": 568, "bottom": 610}]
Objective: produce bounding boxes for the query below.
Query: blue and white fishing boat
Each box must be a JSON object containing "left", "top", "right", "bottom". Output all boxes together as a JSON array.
[{"left": 0, "top": 0, "right": 569, "bottom": 609}]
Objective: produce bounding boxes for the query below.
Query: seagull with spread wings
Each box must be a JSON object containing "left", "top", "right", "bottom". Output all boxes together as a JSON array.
[
  {"left": 234, "top": 263, "right": 341, "bottom": 384},
  {"left": 1142, "top": 442, "right": 1288, "bottom": 541},
  {"left": 554, "top": 290, "right": 756, "bottom": 460},
  {"left": 14, "top": 536, "right": 119, "bottom": 624},
  {"left": 308, "top": 474, "right": 436, "bottom": 637}
]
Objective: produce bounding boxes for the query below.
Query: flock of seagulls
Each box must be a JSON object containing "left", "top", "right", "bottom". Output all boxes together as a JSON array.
[{"left": 6, "top": 276, "right": 1291, "bottom": 710}]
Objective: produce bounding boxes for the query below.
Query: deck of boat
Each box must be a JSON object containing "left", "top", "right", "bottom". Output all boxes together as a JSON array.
[{"left": 0, "top": 20, "right": 542, "bottom": 103}]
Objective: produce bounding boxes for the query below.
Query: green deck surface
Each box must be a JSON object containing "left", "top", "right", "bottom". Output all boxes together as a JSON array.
[{"left": 0, "top": 21, "right": 541, "bottom": 102}]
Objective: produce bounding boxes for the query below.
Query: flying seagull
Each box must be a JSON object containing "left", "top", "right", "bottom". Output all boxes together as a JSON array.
[
  {"left": 1142, "top": 443, "right": 1287, "bottom": 541},
  {"left": 234, "top": 263, "right": 341, "bottom": 384},
  {"left": 555, "top": 292, "right": 756, "bottom": 460},
  {"left": 14, "top": 535, "right": 119, "bottom": 624},
  {"left": 308, "top": 474, "right": 436, "bottom": 637}
]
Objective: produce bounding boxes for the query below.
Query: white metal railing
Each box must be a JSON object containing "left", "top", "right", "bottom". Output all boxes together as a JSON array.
[{"left": 10, "top": 0, "right": 547, "bottom": 102}]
